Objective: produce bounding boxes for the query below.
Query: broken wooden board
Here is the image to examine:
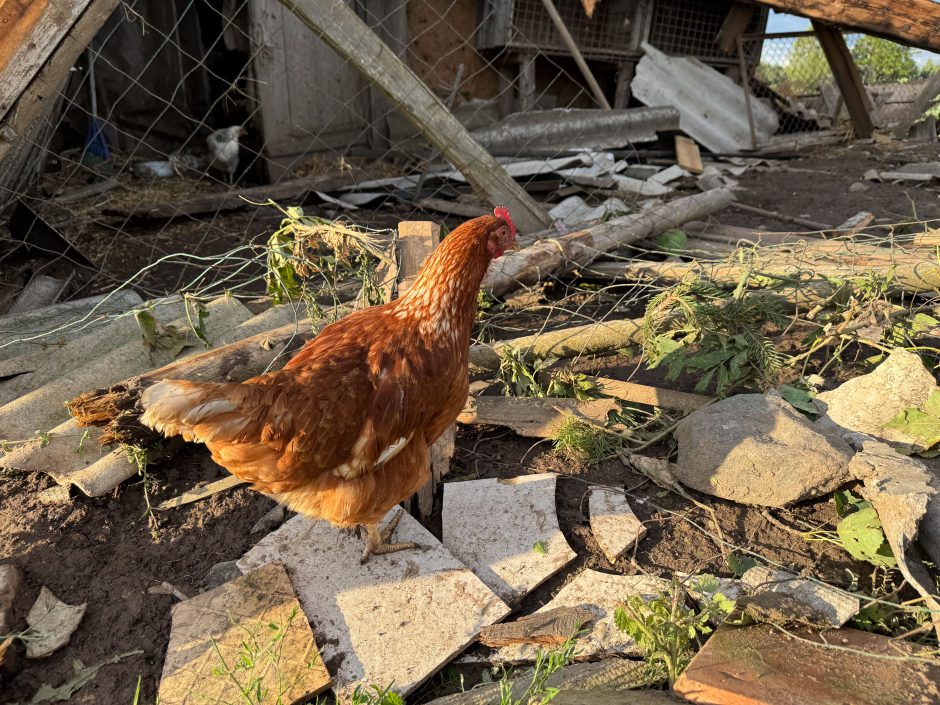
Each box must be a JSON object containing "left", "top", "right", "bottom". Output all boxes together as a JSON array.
[
  {"left": 479, "top": 606, "right": 595, "bottom": 648},
  {"left": 588, "top": 487, "right": 646, "bottom": 563},
  {"left": 674, "top": 623, "right": 940, "bottom": 705},
  {"left": 442, "top": 474, "right": 576, "bottom": 605},
  {"left": 487, "top": 569, "right": 671, "bottom": 664},
  {"left": 158, "top": 561, "right": 330, "bottom": 705},
  {"left": 457, "top": 396, "right": 619, "bottom": 438},
  {"left": 236, "top": 510, "right": 510, "bottom": 701},
  {"left": 675, "top": 136, "right": 704, "bottom": 175}
]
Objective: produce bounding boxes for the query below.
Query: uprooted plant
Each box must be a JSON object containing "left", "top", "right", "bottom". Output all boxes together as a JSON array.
[
  {"left": 642, "top": 278, "right": 787, "bottom": 395},
  {"left": 496, "top": 349, "right": 599, "bottom": 400},
  {"left": 802, "top": 489, "right": 896, "bottom": 568}
]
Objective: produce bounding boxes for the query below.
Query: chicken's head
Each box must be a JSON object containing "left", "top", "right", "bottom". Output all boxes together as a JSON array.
[{"left": 488, "top": 206, "right": 519, "bottom": 258}]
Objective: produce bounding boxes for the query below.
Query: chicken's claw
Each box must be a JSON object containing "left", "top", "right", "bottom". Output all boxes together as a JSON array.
[{"left": 359, "top": 509, "right": 420, "bottom": 564}]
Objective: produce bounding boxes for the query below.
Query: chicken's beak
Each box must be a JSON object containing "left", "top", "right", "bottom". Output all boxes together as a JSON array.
[{"left": 507, "top": 239, "right": 521, "bottom": 252}]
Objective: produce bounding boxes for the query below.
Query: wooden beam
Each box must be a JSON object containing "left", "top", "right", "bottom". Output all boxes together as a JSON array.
[
  {"left": 277, "top": 0, "right": 551, "bottom": 234},
  {"left": 716, "top": 2, "right": 758, "bottom": 54},
  {"left": 756, "top": 0, "right": 940, "bottom": 54},
  {"left": 538, "top": 0, "right": 612, "bottom": 109},
  {"left": 812, "top": 21, "right": 874, "bottom": 138}
]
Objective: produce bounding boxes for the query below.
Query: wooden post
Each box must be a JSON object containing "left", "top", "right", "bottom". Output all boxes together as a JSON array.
[
  {"left": 396, "top": 221, "right": 453, "bottom": 522},
  {"left": 277, "top": 0, "right": 551, "bottom": 234},
  {"left": 716, "top": 2, "right": 757, "bottom": 54},
  {"left": 613, "top": 62, "right": 635, "bottom": 109},
  {"left": 538, "top": 0, "right": 612, "bottom": 109},
  {"left": 518, "top": 53, "right": 538, "bottom": 112},
  {"left": 752, "top": 0, "right": 940, "bottom": 54},
  {"left": 812, "top": 21, "right": 873, "bottom": 138}
]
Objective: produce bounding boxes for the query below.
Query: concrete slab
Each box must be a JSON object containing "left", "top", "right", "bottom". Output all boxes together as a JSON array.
[
  {"left": 237, "top": 510, "right": 510, "bottom": 701},
  {"left": 488, "top": 569, "right": 670, "bottom": 664},
  {"left": 158, "top": 561, "right": 330, "bottom": 705},
  {"left": 442, "top": 473, "right": 577, "bottom": 605},
  {"left": 675, "top": 623, "right": 940, "bottom": 705},
  {"left": 741, "top": 567, "right": 859, "bottom": 627},
  {"left": 588, "top": 487, "right": 646, "bottom": 563}
]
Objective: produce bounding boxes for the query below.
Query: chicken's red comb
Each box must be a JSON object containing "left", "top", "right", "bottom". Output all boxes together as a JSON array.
[{"left": 493, "top": 206, "right": 516, "bottom": 235}]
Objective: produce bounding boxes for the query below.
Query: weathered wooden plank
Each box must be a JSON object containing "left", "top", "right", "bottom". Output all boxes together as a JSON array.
[
  {"left": 275, "top": 0, "right": 551, "bottom": 234},
  {"left": 716, "top": 2, "right": 758, "bottom": 54},
  {"left": 813, "top": 21, "right": 874, "bottom": 139},
  {"left": 457, "top": 396, "right": 619, "bottom": 438},
  {"left": 758, "top": 0, "right": 940, "bottom": 53},
  {"left": 0, "top": 0, "right": 94, "bottom": 122},
  {"left": 479, "top": 606, "right": 595, "bottom": 647}
]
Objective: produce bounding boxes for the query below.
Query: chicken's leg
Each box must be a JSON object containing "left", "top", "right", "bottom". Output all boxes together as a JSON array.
[{"left": 359, "top": 509, "right": 419, "bottom": 564}]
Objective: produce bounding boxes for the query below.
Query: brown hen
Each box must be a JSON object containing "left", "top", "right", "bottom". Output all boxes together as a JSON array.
[{"left": 139, "top": 209, "right": 518, "bottom": 561}]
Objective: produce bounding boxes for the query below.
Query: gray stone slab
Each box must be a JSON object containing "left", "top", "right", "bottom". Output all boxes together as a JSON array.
[
  {"left": 489, "top": 569, "right": 670, "bottom": 664},
  {"left": 741, "top": 567, "right": 859, "bottom": 627},
  {"left": 442, "top": 473, "right": 577, "bottom": 604},
  {"left": 588, "top": 487, "right": 646, "bottom": 563},
  {"left": 237, "top": 510, "right": 510, "bottom": 701}
]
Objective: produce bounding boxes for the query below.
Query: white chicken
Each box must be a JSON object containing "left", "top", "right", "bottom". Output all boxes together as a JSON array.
[{"left": 206, "top": 125, "right": 246, "bottom": 184}]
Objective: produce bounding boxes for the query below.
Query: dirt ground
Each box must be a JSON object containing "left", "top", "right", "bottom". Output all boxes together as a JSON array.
[{"left": 2, "top": 140, "right": 940, "bottom": 703}]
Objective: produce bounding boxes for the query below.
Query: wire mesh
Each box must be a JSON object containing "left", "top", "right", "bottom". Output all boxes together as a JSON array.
[{"left": 745, "top": 30, "right": 940, "bottom": 137}]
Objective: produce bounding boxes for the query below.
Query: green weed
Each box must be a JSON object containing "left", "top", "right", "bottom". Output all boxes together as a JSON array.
[{"left": 803, "top": 489, "right": 895, "bottom": 568}]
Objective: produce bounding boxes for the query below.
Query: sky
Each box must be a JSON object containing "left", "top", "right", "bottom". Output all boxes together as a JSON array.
[{"left": 765, "top": 9, "right": 938, "bottom": 66}]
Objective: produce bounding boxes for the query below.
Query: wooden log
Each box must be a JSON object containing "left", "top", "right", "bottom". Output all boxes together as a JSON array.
[
  {"left": 416, "top": 198, "right": 489, "bottom": 219},
  {"left": 469, "top": 318, "right": 645, "bottom": 372},
  {"left": 755, "top": 0, "right": 940, "bottom": 54},
  {"left": 482, "top": 189, "right": 734, "bottom": 298},
  {"left": 479, "top": 606, "right": 595, "bottom": 647},
  {"left": 277, "top": 0, "right": 551, "bottom": 234},
  {"left": 813, "top": 20, "right": 874, "bottom": 139},
  {"left": 592, "top": 376, "right": 710, "bottom": 411},
  {"left": 457, "top": 396, "right": 620, "bottom": 438}
]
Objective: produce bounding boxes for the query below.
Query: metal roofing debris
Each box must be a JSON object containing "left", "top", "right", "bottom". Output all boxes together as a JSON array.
[
  {"left": 632, "top": 43, "right": 779, "bottom": 153},
  {"left": 470, "top": 107, "right": 681, "bottom": 156},
  {"left": 237, "top": 510, "right": 510, "bottom": 702}
]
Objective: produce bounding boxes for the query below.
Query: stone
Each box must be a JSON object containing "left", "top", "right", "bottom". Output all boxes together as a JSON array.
[
  {"left": 863, "top": 168, "right": 881, "bottom": 180},
  {"left": 251, "top": 504, "right": 287, "bottom": 534},
  {"left": 848, "top": 181, "right": 869, "bottom": 192},
  {"left": 741, "top": 567, "right": 859, "bottom": 627},
  {"left": 479, "top": 606, "right": 595, "bottom": 647},
  {"left": 814, "top": 349, "right": 939, "bottom": 446},
  {"left": 588, "top": 487, "right": 646, "bottom": 563},
  {"left": 442, "top": 473, "right": 577, "bottom": 604},
  {"left": 237, "top": 510, "right": 510, "bottom": 701},
  {"left": 0, "top": 564, "right": 23, "bottom": 635},
  {"left": 25, "top": 586, "right": 86, "bottom": 658},
  {"left": 673, "top": 391, "right": 854, "bottom": 507},
  {"left": 674, "top": 623, "right": 940, "bottom": 705},
  {"left": 488, "top": 569, "right": 671, "bottom": 664},
  {"left": 853, "top": 442, "right": 940, "bottom": 640},
  {"left": 158, "top": 562, "right": 330, "bottom": 705},
  {"left": 203, "top": 560, "right": 242, "bottom": 590}
]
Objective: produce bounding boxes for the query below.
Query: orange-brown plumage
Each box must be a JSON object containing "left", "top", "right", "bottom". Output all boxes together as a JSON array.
[{"left": 140, "top": 211, "right": 517, "bottom": 559}]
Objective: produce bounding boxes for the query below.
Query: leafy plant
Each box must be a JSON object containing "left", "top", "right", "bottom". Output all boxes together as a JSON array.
[
  {"left": 885, "top": 389, "right": 940, "bottom": 455},
  {"left": 779, "top": 384, "right": 818, "bottom": 415},
  {"left": 497, "top": 634, "right": 579, "bottom": 705},
  {"left": 123, "top": 444, "right": 159, "bottom": 540},
  {"left": 351, "top": 682, "right": 404, "bottom": 705},
  {"left": 655, "top": 229, "right": 687, "bottom": 254},
  {"left": 642, "top": 279, "right": 786, "bottom": 395},
  {"left": 496, "top": 351, "right": 598, "bottom": 401},
  {"left": 533, "top": 540, "right": 548, "bottom": 555},
  {"left": 726, "top": 553, "right": 758, "bottom": 578},
  {"left": 804, "top": 490, "right": 896, "bottom": 568},
  {"left": 614, "top": 578, "right": 734, "bottom": 686}
]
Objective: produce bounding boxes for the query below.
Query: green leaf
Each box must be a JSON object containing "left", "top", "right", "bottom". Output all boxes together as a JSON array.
[
  {"left": 780, "top": 385, "right": 818, "bottom": 414},
  {"left": 690, "top": 574, "right": 721, "bottom": 594},
  {"left": 836, "top": 507, "right": 896, "bottom": 567},
  {"left": 655, "top": 229, "right": 687, "bottom": 254},
  {"left": 924, "top": 390, "right": 940, "bottom": 418},
  {"left": 533, "top": 541, "right": 548, "bottom": 555},
  {"left": 727, "top": 553, "right": 757, "bottom": 577},
  {"left": 885, "top": 408, "right": 940, "bottom": 447},
  {"left": 833, "top": 489, "right": 870, "bottom": 518}
]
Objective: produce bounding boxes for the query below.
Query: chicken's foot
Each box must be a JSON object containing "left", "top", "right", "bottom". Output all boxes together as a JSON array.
[{"left": 359, "top": 509, "right": 419, "bottom": 564}]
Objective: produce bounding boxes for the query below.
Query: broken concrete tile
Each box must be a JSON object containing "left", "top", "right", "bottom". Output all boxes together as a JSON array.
[
  {"left": 741, "top": 566, "right": 858, "bottom": 628},
  {"left": 479, "top": 606, "right": 595, "bottom": 648},
  {"left": 0, "top": 564, "right": 23, "bottom": 635},
  {"left": 648, "top": 164, "right": 690, "bottom": 185},
  {"left": 489, "top": 569, "right": 671, "bottom": 664},
  {"left": 442, "top": 473, "right": 577, "bottom": 604},
  {"left": 158, "top": 561, "right": 330, "bottom": 705},
  {"left": 674, "top": 623, "right": 940, "bottom": 705},
  {"left": 237, "top": 510, "right": 510, "bottom": 701},
  {"left": 25, "top": 586, "right": 86, "bottom": 658},
  {"left": 588, "top": 487, "right": 645, "bottom": 563},
  {"left": 203, "top": 560, "right": 242, "bottom": 590},
  {"left": 814, "top": 349, "right": 939, "bottom": 447}
]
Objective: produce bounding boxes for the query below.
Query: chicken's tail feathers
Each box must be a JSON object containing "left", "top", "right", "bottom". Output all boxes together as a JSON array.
[{"left": 140, "top": 379, "right": 253, "bottom": 443}]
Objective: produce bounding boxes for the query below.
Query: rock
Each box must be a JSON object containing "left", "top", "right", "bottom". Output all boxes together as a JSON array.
[
  {"left": 863, "top": 168, "right": 881, "bottom": 180},
  {"left": 442, "top": 473, "right": 577, "bottom": 604},
  {"left": 588, "top": 487, "right": 646, "bottom": 563},
  {"left": 203, "top": 560, "right": 241, "bottom": 590},
  {"left": 487, "top": 569, "right": 671, "bottom": 663},
  {"left": 853, "top": 441, "right": 940, "bottom": 641},
  {"left": 250, "top": 504, "right": 286, "bottom": 534},
  {"left": 159, "top": 562, "right": 331, "bottom": 705},
  {"left": 922, "top": 459, "right": 940, "bottom": 567},
  {"left": 0, "top": 564, "right": 24, "bottom": 635},
  {"left": 673, "top": 391, "right": 854, "bottom": 506},
  {"left": 25, "top": 586, "right": 86, "bottom": 658},
  {"left": 237, "top": 510, "right": 510, "bottom": 702},
  {"left": 814, "top": 349, "right": 939, "bottom": 446},
  {"left": 479, "top": 606, "right": 595, "bottom": 647},
  {"left": 674, "top": 623, "right": 940, "bottom": 705},
  {"left": 848, "top": 181, "right": 869, "bottom": 192},
  {"left": 741, "top": 566, "right": 859, "bottom": 627},
  {"left": 739, "top": 591, "right": 838, "bottom": 629}
]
